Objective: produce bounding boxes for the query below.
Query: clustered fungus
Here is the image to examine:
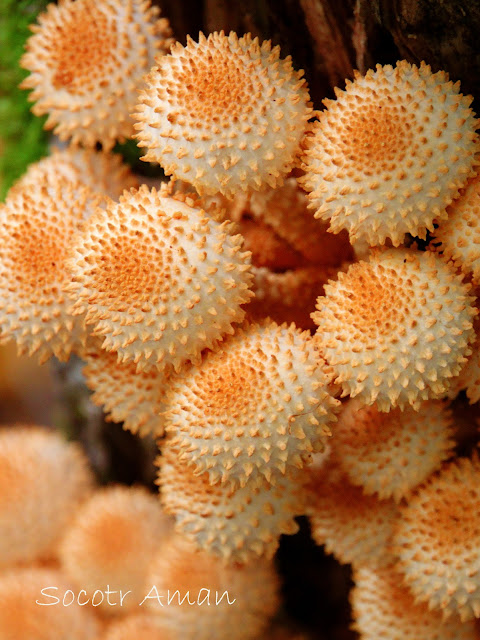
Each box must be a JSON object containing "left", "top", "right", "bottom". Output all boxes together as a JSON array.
[
  {"left": 158, "top": 439, "right": 305, "bottom": 563},
  {"left": 82, "top": 343, "right": 171, "bottom": 437},
  {"left": 0, "top": 179, "right": 101, "bottom": 362},
  {"left": 300, "top": 61, "right": 479, "bottom": 247},
  {"left": 134, "top": 31, "right": 312, "bottom": 197},
  {"left": 0, "top": 427, "right": 93, "bottom": 567},
  {"left": 351, "top": 566, "right": 479, "bottom": 640},
  {"left": 313, "top": 248, "right": 477, "bottom": 410},
  {"left": 5, "top": 0, "right": 480, "bottom": 637},
  {"left": 305, "top": 461, "right": 399, "bottom": 569},
  {"left": 59, "top": 486, "right": 173, "bottom": 612},
  {"left": 20, "top": 0, "right": 173, "bottom": 149},
  {"left": 432, "top": 173, "right": 480, "bottom": 284},
  {"left": 144, "top": 534, "right": 280, "bottom": 640},
  {"left": 164, "top": 321, "right": 339, "bottom": 487},
  {"left": 332, "top": 398, "right": 456, "bottom": 501},
  {"left": 66, "top": 186, "right": 254, "bottom": 371},
  {"left": 0, "top": 568, "right": 100, "bottom": 640},
  {"left": 11, "top": 145, "right": 139, "bottom": 200},
  {"left": 393, "top": 456, "right": 480, "bottom": 621}
]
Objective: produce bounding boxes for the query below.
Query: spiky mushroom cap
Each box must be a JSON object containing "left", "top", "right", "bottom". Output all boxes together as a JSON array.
[
  {"left": 248, "top": 265, "right": 341, "bottom": 330},
  {"left": 144, "top": 534, "right": 280, "bottom": 640},
  {"left": 333, "top": 398, "right": 456, "bottom": 502},
  {"left": 59, "top": 485, "right": 173, "bottom": 613},
  {"left": 157, "top": 440, "right": 305, "bottom": 564},
  {"left": 305, "top": 462, "right": 399, "bottom": 569},
  {"left": 0, "top": 568, "right": 99, "bottom": 640},
  {"left": 313, "top": 248, "right": 477, "bottom": 411},
  {"left": 0, "top": 426, "right": 93, "bottom": 567},
  {"left": 300, "top": 61, "right": 479, "bottom": 246},
  {"left": 351, "top": 566, "right": 479, "bottom": 640},
  {"left": 134, "top": 31, "right": 311, "bottom": 197},
  {"left": 0, "top": 180, "right": 100, "bottom": 362},
  {"left": 432, "top": 174, "right": 480, "bottom": 285},
  {"left": 165, "top": 321, "right": 339, "bottom": 487},
  {"left": 67, "top": 186, "right": 253, "bottom": 372},
  {"left": 248, "top": 177, "right": 354, "bottom": 266},
  {"left": 82, "top": 344, "right": 171, "bottom": 437},
  {"left": 450, "top": 338, "right": 480, "bottom": 404},
  {"left": 20, "top": 0, "right": 173, "bottom": 149},
  {"left": 393, "top": 456, "right": 480, "bottom": 621},
  {"left": 100, "top": 616, "right": 175, "bottom": 640},
  {"left": 12, "top": 146, "right": 139, "bottom": 200}
]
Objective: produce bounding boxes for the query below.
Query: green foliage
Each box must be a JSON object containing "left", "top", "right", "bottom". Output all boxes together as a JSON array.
[
  {"left": 113, "top": 139, "right": 165, "bottom": 178},
  {"left": 0, "top": 0, "right": 50, "bottom": 200}
]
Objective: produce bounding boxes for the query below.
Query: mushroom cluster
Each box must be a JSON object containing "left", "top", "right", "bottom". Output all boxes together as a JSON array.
[{"left": 3, "top": 0, "right": 480, "bottom": 637}]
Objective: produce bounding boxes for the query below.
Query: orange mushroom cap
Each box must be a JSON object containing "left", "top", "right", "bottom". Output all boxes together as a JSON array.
[
  {"left": 157, "top": 439, "right": 305, "bottom": 564},
  {"left": 393, "top": 456, "right": 480, "bottom": 621},
  {"left": 21, "top": 0, "right": 173, "bottom": 149},
  {"left": 300, "top": 61, "right": 479, "bottom": 246},
  {"left": 135, "top": 31, "right": 311, "bottom": 197},
  {"left": 313, "top": 248, "right": 477, "bottom": 411}
]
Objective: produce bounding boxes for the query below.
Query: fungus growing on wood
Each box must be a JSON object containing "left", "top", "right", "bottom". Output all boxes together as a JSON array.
[
  {"left": 301, "top": 61, "right": 479, "bottom": 246},
  {"left": 135, "top": 31, "right": 311, "bottom": 197},
  {"left": 0, "top": 568, "right": 99, "bottom": 640},
  {"left": 351, "top": 566, "right": 478, "bottom": 640},
  {"left": 157, "top": 440, "right": 305, "bottom": 564},
  {"left": 0, "top": 427, "right": 93, "bottom": 567},
  {"left": 0, "top": 180, "right": 100, "bottom": 362},
  {"left": 393, "top": 456, "right": 480, "bottom": 621},
  {"left": 144, "top": 534, "right": 280, "bottom": 640},
  {"left": 313, "top": 248, "right": 477, "bottom": 411},
  {"left": 164, "top": 321, "right": 339, "bottom": 487},
  {"left": 333, "top": 398, "right": 455, "bottom": 501},
  {"left": 60, "top": 485, "right": 173, "bottom": 613},
  {"left": 66, "top": 186, "right": 253, "bottom": 372},
  {"left": 20, "top": 0, "right": 173, "bottom": 149}
]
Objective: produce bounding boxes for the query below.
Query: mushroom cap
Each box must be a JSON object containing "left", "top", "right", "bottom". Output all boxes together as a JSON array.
[
  {"left": 143, "top": 533, "right": 280, "bottom": 640},
  {"left": 351, "top": 565, "right": 479, "bottom": 640},
  {"left": 393, "top": 456, "right": 480, "bottom": 621},
  {"left": 0, "top": 567, "right": 99, "bottom": 640},
  {"left": 165, "top": 321, "right": 339, "bottom": 487},
  {"left": 0, "top": 181, "right": 100, "bottom": 363},
  {"left": 66, "top": 185, "right": 254, "bottom": 372},
  {"left": 333, "top": 398, "right": 456, "bottom": 502},
  {"left": 134, "top": 31, "right": 311, "bottom": 197},
  {"left": 157, "top": 440, "right": 305, "bottom": 564},
  {"left": 20, "top": 0, "right": 173, "bottom": 149},
  {"left": 432, "top": 174, "right": 480, "bottom": 285},
  {"left": 451, "top": 337, "right": 480, "bottom": 404},
  {"left": 300, "top": 61, "right": 479, "bottom": 246},
  {"left": 12, "top": 146, "right": 139, "bottom": 200},
  {"left": 305, "top": 462, "right": 399, "bottom": 569},
  {"left": 82, "top": 343, "right": 171, "bottom": 438},
  {"left": 0, "top": 426, "right": 93, "bottom": 567},
  {"left": 59, "top": 485, "right": 173, "bottom": 613},
  {"left": 313, "top": 248, "right": 477, "bottom": 411}
]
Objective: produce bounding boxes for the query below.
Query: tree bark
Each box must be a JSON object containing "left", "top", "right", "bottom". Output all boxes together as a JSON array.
[{"left": 158, "top": 0, "right": 480, "bottom": 101}]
